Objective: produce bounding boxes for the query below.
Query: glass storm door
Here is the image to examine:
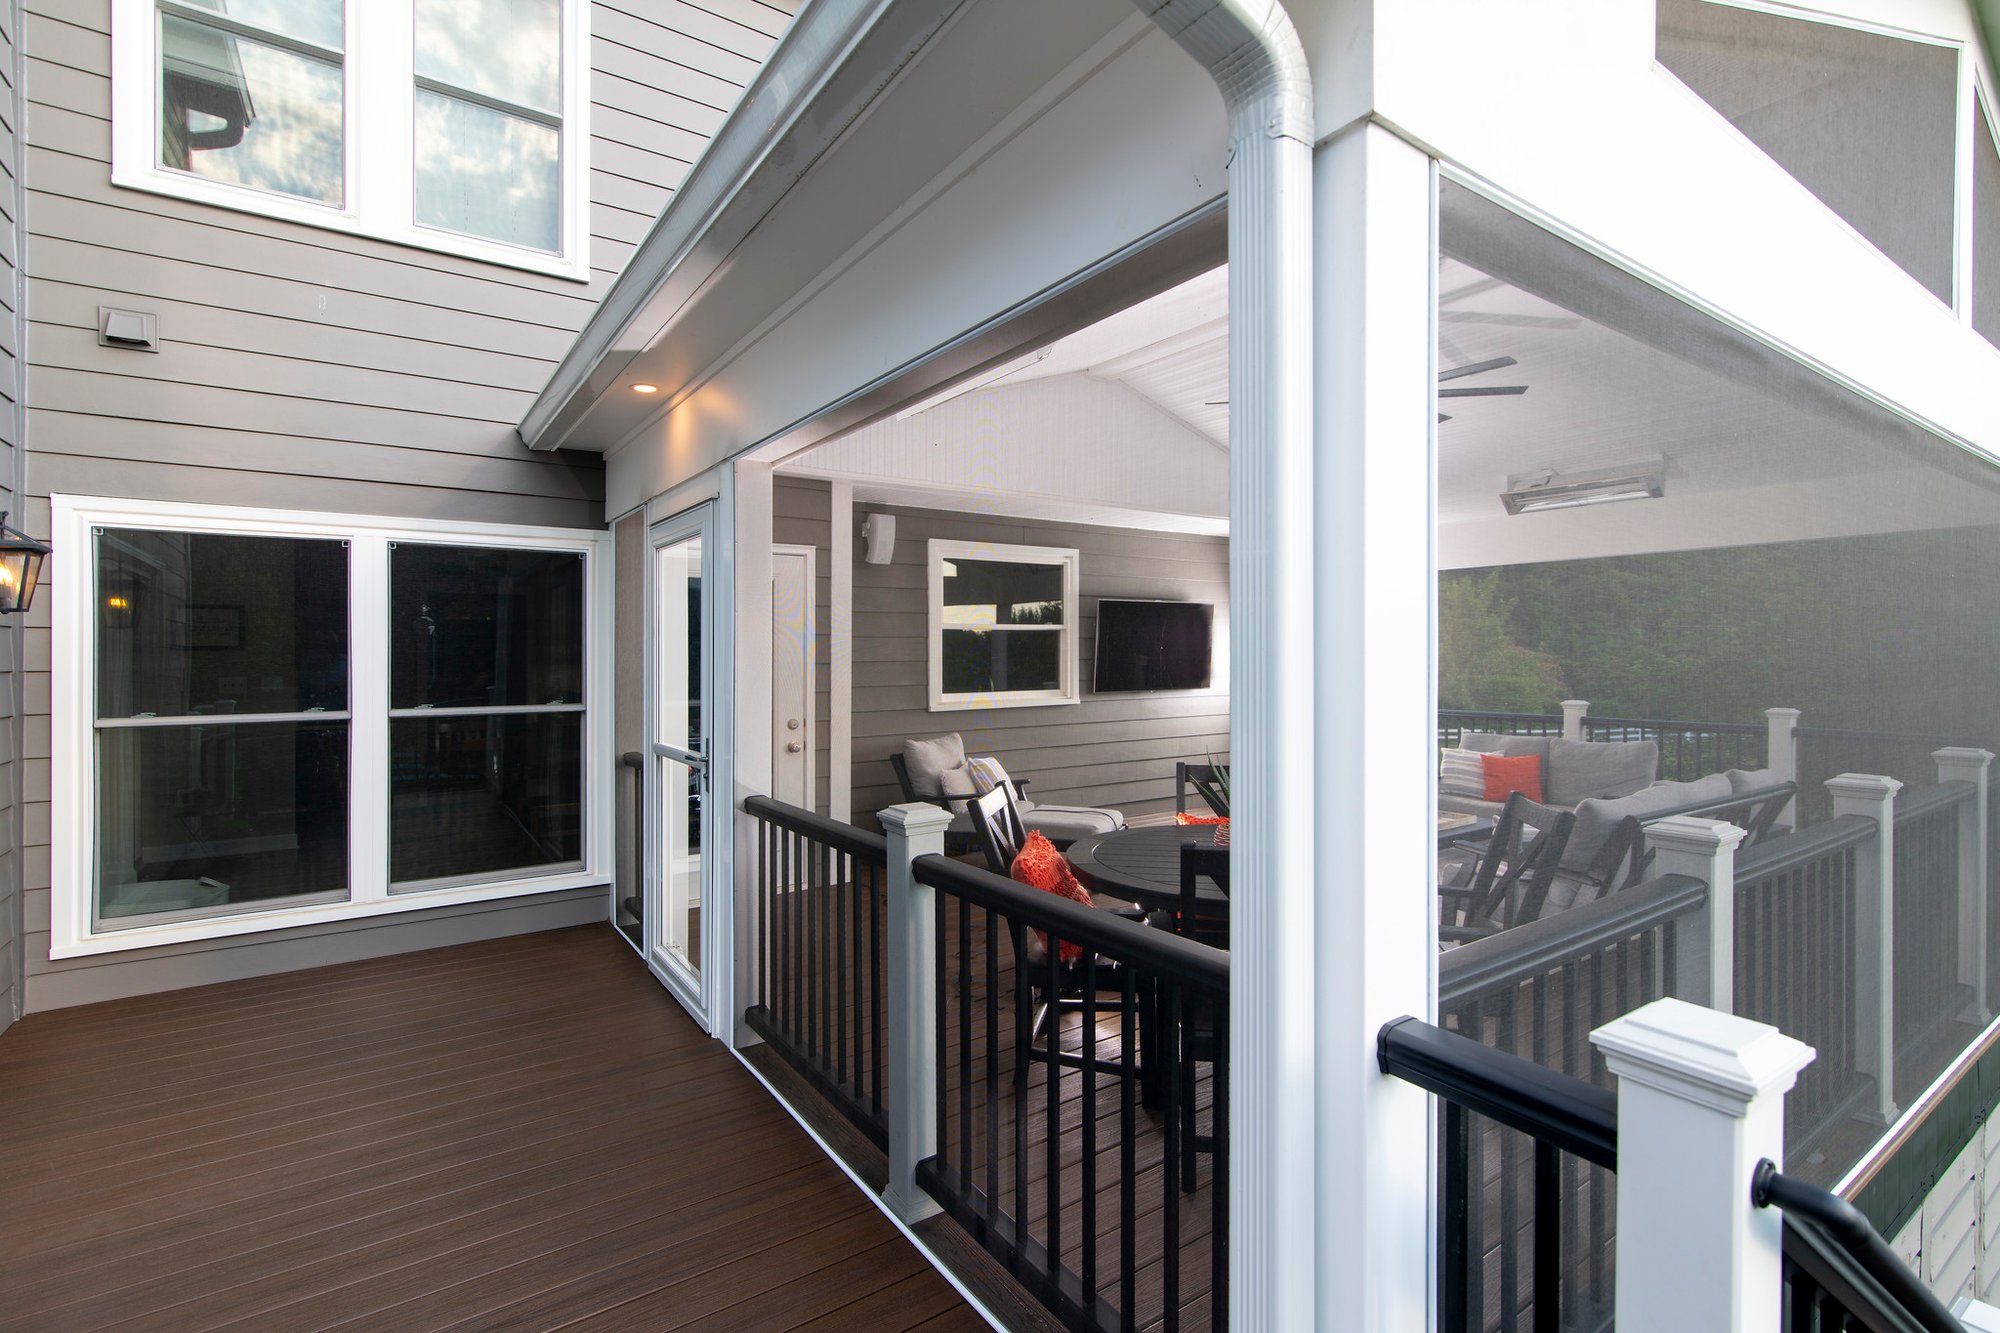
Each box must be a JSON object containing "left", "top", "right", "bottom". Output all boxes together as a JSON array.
[{"left": 648, "top": 507, "right": 712, "bottom": 1011}]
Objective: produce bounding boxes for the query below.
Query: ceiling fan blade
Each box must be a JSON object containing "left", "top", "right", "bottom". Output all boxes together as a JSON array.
[
  {"left": 1437, "top": 355, "right": 1518, "bottom": 383},
  {"left": 1438, "top": 385, "right": 1528, "bottom": 398}
]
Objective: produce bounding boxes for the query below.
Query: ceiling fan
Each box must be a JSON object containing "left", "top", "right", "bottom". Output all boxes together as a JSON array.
[{"left": 1205, "top": 355, "right": 1528, "bottom": 421}]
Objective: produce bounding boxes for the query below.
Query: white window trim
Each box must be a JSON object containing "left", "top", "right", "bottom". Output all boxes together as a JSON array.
[
  {"left": 926, "top": 538, "right": 1080, "bottom": 712},
  {"left": 108, "top": 0, "right": 592, "bottom": 281},
  {"left": 50, "top": 494, "right": 615, "bottom": 959}
]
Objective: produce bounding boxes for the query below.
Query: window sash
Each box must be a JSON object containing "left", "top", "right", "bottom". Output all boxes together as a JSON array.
[
  {"left": 51, "top": 496, "right": 611, "bottom": 958},
  {"left": 926, "top": 539, "right": 1081, "bottom": 710}
]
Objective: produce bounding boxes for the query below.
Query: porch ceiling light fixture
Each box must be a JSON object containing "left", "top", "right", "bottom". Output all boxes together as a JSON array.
[
  {"left": 1500, "top": 466, "right": 1666, "bottom": 516},
  {"left": 0, "top": 511, "right": 50, "bottom": 613}
]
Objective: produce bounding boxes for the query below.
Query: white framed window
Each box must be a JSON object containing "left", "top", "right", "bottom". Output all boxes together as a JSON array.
[
  {"left": 109, "top": 0, "right": 591, "bottom": 280},
  {"left": 50, "top": 495, "right": 614, "bottom": 958},
  {"left": 926, "top": 539, "right": 1080, "bottom": 711}
]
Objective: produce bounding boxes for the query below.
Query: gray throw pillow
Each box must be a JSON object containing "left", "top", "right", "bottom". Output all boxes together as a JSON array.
[
  {"left": 903, "top": 733, "right": 968, "bottom": 799},
  {"left": 1440, "top": 750, "right": 1486, "bottom": 798},
  {"left": 1560, "top": 773, "right": 1729, "bottom": 872},
  {"left": 1546, "top": 739, "right": 1659, "bottom": 806},
  {"left": 1725, "top": 767, "right": 1781, "bottom": 794}
]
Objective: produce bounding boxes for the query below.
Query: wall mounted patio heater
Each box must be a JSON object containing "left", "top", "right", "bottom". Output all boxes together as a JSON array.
[
  {"left": 0, "top": 512, "right": 48, "bottom": 614},
  {"left": 1500, "top": 465, "right": 1666, "bottom": 515}
]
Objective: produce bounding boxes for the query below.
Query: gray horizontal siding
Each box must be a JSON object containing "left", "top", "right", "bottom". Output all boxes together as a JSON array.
[
  {"left": 774, "top": 477, "right": 832, "bottom": 814},
  {"left": 16, "top": 0, "right": 796, "bottom": 1010},
  {"left": 0, "top": 0, "right": 19, "bottom": 1035},
  {"left": 847, "top": 505, "right": 1230, "bottom": 829}
]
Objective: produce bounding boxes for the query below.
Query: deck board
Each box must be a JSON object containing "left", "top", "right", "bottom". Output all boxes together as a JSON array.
[{"left": 0, "top": 925, "right": 984, "bottom": 1333}]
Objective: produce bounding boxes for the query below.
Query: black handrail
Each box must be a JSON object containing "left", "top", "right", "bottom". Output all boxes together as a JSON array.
[
  {"left": 743, "top": 792, "right": 890, "bottom": 863},
  {"left": 1439, "top": 873, "right": 1706, "bottom": 1005},
  {"left": 911, "top": 852, "right": 1229, "bottom": 992},
  {"left": 1753, "top": 1161, "right": 1964, "bottom": 1333},
  {"left": 1439, "top": 709, "right": 1566, "bottom": 725},
  {"left": 1622, "top": 779, "right": 1795, "bottom": 824},
  {"left": 1796, "top": 725, "right": 1958, "bottom": 747},
  {"left": 1734, "top": 813, "right": 1877, "bottom": 881},
  {"left": 1378, "top": 1017, "right": 1617, "bottom": 1170},
  {"left": 1894, "top": 779, "right": 1975, "bottom": 825},
  {"left": 1585, "top": 713, "right": 1767, "bottom": 736}
]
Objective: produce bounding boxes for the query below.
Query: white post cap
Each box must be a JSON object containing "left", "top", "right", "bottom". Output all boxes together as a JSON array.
[
  {"left": 877, "top": 802, "right": 955, "bottom": 836},
  {"left": 1764, "top": 707, "right": 1801, "bottom": 722},
  {"left": 1592, "top": 998, "right": 1816, "bottom": 1118},
  {"left": 1825, "top": 773, "right": 1904, "bottom": 802},
  {"left": 1934, "top": 747, "right": 1996, "bottom": 768},
  {"left": 1646, "top": 814, "right": 1748, "bottom": 856}
]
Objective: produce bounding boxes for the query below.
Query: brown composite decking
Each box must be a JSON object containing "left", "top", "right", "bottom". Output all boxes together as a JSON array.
[{"left": 0, "top": 926, "right": 985, "bottom": 1333}]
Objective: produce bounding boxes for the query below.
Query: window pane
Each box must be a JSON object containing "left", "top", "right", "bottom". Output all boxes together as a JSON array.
[
  {"left": 97, "top": 722, "right": 349, "bottom": 922},
  {"left": 942, "top": 628, "right": 1061, "bottom": 695},
  {"left": 97, "top": 530, "right": 349, "bottom": 718},
  {"left": 415, "top": 0, "right": 560, "bottom": 115},
  {"left": 414, "top": 91, "right": 559, "bottom": 252},
  {"left": 1976, "top": 103, "right": 2000, "bottom": 348},
  {"left": 1656, "top": 0, "right": 1958, "bottom": 302},
  {"left": 391, "top": 714, "right": 583, "bottom": 885},
  {"left": 174, "top": 0, "right": 343, "bottom": 52},
  {"left": 391, "top": 544, "right": 583, "bottom": 709},
  {"left": 941, "top": 559, "right": 1066, "bottom": 626},
  {"left": 161, "top": 15, "right": 343, "bottom": 206}
]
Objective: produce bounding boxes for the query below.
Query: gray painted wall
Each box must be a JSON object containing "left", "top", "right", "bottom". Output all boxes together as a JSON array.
[
  {"left": 846, "top": 503, "right": 1230, "bottom": 827},
  {"left": 773, "top": 477, "right": 831, "bottom": 814},
  {"left": 16, "top": 0, "right": 797, "bottom": 1010},
  {"left": 0, "top": 0, "right": 21, "bottom": 1036}
]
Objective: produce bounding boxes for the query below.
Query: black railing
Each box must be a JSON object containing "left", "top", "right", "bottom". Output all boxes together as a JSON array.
[
  {"left": 1439, "top": 710, "right": 1565, "bottom": 748},
  {"left": 1433, "top": 874, "right": 1707, "bottom": 1332},
  {"left": 1583, "top": 714, "right": 1767, "bottom": 783},
  {"left": 1754, "top": 1162, "right": 1965, "bottom": 1333},
  {"left": 1380, "top": 1016, "right": 1617, "bottom": 1333},
  {"left": 742, "top": 794, "right": 891, "bottom": 1151},
  {"left": 911, "top": 852, "right": 1229, "bottom": 1333},
  {"left": 1732, "top": 816, "right": 1876, "bottom": 1160},
  {"left": 1893, "top": 781, "right": 1974, "bottom": 1055}
]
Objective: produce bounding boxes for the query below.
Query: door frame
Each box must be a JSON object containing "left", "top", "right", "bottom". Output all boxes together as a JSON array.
[
  {"left": 645, "top": 499, "right": 727, "bottom": 1028},
  {"left": 770, "top": 542, "right": 817, "bottom": 812}
]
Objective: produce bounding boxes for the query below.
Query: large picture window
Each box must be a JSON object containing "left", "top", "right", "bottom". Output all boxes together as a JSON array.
[
  {"left": 927, "top": 540, "right": 1080, "bottom": 710},
  {"left": 53, "top": 498, "right": 610, "bottom": 956},
  {"left": 111, "top": 0, "right": 589, "bottom": 277}
]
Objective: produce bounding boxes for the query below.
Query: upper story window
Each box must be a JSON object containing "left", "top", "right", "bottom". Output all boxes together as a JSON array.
[
  {"left": 1976, "top": 90, "right": 2000, "bottom": 349},
  {"left": 927, "top": 540, "right": 1080, "bottom": 711},
  {"left": 112, "top": 0, "right": 588, "bottom": 279}
]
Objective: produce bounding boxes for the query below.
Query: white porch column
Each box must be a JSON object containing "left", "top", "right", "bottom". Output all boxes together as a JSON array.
[
  {"left": 1934, "top": 747, "right": 1993, "bottom": 1023},
  {"left": 1647, "top": 815, "right": 1746, "bottom": 1011},
  {"left": 1828, "top": 773, "right": 1903, "bottom": 1123},
  {"left": 1766, "top": 707, "right": 1801, "bottom": 831},
  {"left": 1313, "top": 119, "right": 1436, "bottom": 1332},
  {"left": 1592, "top": 999, "right": 1815, "bottom": 1333},
  {"left": 879, "top": 801, "right": 950, "bottom": 1224},
  {"left": 1562, "top": 699, "right": 1589, "bottom": 742}
]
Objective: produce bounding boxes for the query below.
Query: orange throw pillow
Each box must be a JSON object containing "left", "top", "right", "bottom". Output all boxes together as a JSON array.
[
  {"left": 1174, "top": 812, "right": 1229, "bottom": 827},
  {"left": 1480, "top": 753, "right": 1543, "bottom": 803},
  {"left": 1009, "top": 830, "right": 1092, "bottom": 963}
]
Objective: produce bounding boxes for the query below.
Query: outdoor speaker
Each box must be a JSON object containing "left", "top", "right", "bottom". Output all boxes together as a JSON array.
[{"left": 861, "top": 513, "right": 895, "bottom": 565}]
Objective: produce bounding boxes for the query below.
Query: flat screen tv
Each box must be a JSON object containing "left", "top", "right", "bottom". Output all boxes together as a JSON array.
[{"left": 1092, "top": 599, "right": 1213, "bottom": 693}]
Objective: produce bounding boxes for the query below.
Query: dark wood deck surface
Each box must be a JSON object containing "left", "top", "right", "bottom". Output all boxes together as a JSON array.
[{"left": 0, "top": 926, "right": 985, "bottom": 1333}]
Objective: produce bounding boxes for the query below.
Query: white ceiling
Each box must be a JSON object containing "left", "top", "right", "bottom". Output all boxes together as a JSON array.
[{"left": 787, "top": 246, "right": 2000, "bottom": 560}]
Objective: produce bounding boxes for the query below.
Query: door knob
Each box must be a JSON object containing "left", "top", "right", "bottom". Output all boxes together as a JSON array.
[{"left": 786, "top": 741, "right": 804, "bottom": 753}]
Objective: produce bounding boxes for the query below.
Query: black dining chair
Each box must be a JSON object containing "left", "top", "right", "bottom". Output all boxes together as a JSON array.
[
  {"left": 1175, "top": 762, "right": 1230, "bottom": 818},
  {"left": 970, "top": 785, "right": 1132, "bottom": 1077},
  {"left": 1438, "top": 791, "right": 1576, "bottom": 943},
  {"left": 1165, "top": 840, "right": 1228, "bottom": 1192}
]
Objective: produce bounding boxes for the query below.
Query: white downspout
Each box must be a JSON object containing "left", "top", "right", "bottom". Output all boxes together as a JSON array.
[{"left": 1126, "top": 4, "right": 1317, "bottom": 1329}]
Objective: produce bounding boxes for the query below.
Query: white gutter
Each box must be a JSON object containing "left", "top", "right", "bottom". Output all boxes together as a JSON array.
[{"left": 1126, "top": 3, "right": 1317, "bottom": 1329}]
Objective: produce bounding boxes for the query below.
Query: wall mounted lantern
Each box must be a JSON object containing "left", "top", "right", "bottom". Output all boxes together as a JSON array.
[{"left": 0, "top": 512, "right": 50, "bottom": 614}]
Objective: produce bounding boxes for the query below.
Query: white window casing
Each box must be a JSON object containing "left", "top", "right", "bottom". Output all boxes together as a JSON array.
[
  {"left": 926, "top": 539, "right": 1080, "bottom": 712},
  {"left": 108, "top": 0, "right": 592, "bottom": 280},
  {"left": 50, "top": 495, "right": 615, "bottom": 958}
]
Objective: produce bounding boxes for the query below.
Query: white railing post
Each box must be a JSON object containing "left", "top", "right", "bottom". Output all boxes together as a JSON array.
[
  {"left": 1647, "top": 815, "right": 1746, "bottom": 1011},
  {"left": 1592, "top": 998, "right": 1815, "bottom": 1333},
  {"left": 880, "top": 801, "right": 951, "bottom": 1223},
  {"left": 1828, "top": 773, "right": 1903, "bottom": 1124},
  {"left": 1766, "top": 707, "right": 1801, "bottom": 831},
  {"left": 1561, "top": 698, "right": 1589, "bottom": 742},
  {"left": 1934, "top": 747, "right": 1993, "bottom": 1024}
]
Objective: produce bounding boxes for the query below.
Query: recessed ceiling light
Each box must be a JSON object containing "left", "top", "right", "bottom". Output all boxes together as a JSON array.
[{"left": 631, "top": 383, "right": 659, "bottom": 394}]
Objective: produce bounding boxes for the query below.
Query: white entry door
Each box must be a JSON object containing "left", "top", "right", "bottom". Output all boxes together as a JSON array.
[
  {"left": 647, "top": 505, "right": 714, "bottom": 1018},
  {"left": 771, "top": 545, "right": 815, "bottom": 811}
]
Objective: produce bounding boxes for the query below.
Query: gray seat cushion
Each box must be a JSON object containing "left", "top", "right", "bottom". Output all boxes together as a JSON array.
[
  {"left": 1545, "top": 738, "right": 1659, "bottom": 807},
  {"left": 1562, "top": 772, "right": 1735, "bottom": 872},
  {"left": 902, "top": 733, "right": 968, "bottom": 799},
  {"left": 1024, "top": 805, "right": 1126, "bottom": 841},
  {"left": 1439, "top": 792, "right": 1506, "bottom": 818}
]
